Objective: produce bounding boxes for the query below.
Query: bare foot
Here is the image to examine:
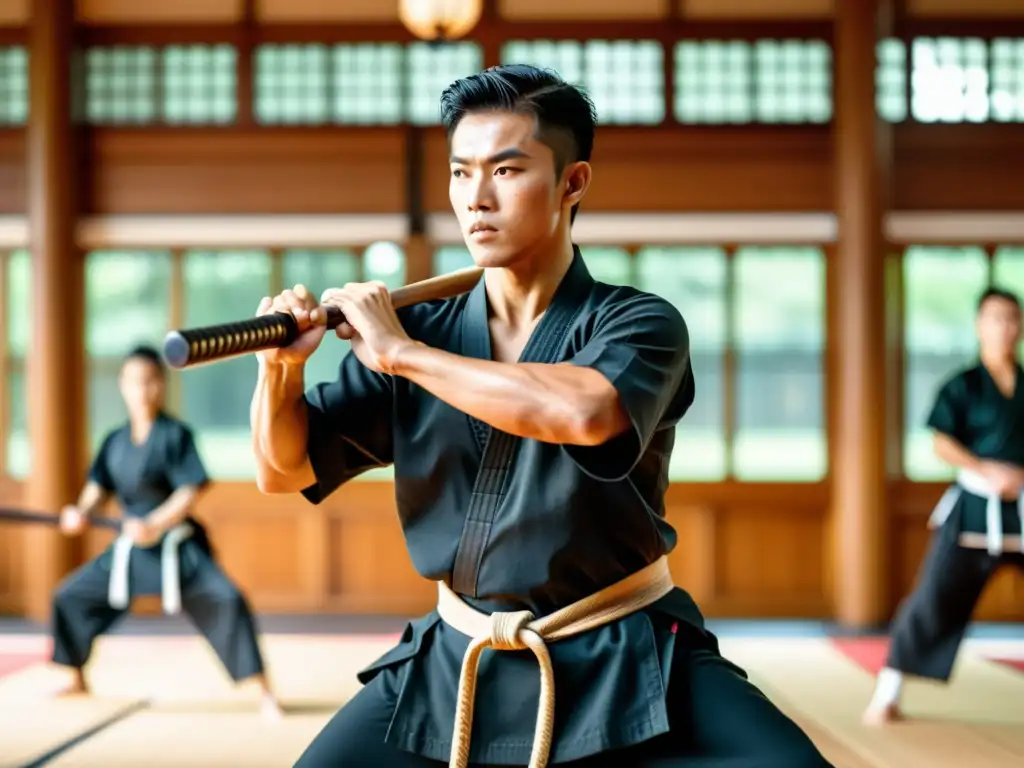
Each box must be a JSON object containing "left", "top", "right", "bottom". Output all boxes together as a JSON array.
[
  {"left": 260, "top": 693, "right": 284, "bottom": 721},
  {"left": 862, "top": 702, "right": 904, "bottom": 726},
  {"left": 56, "top": 669, "right": 89, "bottom": 698}
]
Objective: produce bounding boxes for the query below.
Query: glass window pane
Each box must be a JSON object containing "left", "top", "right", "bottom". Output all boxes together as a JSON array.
[
  {"left": 990, "top": 38, "right": 1024, "bottom": 123},
  {"left": 5, "top": 249, "right": 30, "bottom": 357},
  {"left": 363, "top": 241, "right": 407, "bottom": 289},
  {"left": 636, "top": 247, "right": 727, "bottom": 480},
  {"left": 5, "top": 250, "right": 31, "bottom": 477},
  {"left": 162, "top": 44, "right": 237, "bottom": 125},
  {"left": 407, "top": 42, "right": 482, "bottom": 125},
  {"left": 6, "top": 363, "right": 28, "bottom": 479},
  {"left": 333, "top": 43, "right": 404, "bottom": 124},
  {"left": 86, "top": 46, "right": 158, "bottom": 125},
  {"left": 580, "top": 246, "right": 632, "bottom": 286},
  {"left": 0, "top": 46, "right": 28, "bottom": 125},
  {"left": 434, "top": 246, "right": 474, "bottom": 275},
  {"left": 903, "top": 246, "right": 989, "bottom": 480},
  {"left": 181, "top": 250, "right": 272, "bottom": 479},
  {"left": 85, "top": 251, "right": 173, "bottom": 447},
  {"left": 733, "top": 247, "right": 826, "bottom": 481},
  {"left": 281, "top": 249, "right": 361, "bottom": 390},
  {"left": 911, "top": 37, "right": 990, "bottom": 124},
  {"left": 502, "top": 40, "right": 664, "bottom": 125},
  {"left": 675, "top": 41, "right": 752, "bottom": 124},
  {"left": 876, "top": 38, "right": 907, "bottom": 122},
  {"left": 254, "top": 44, "right": 330, "bottom": 124},
  {"left": 675, "top": 39, "right": 830, "bottom": 125}
]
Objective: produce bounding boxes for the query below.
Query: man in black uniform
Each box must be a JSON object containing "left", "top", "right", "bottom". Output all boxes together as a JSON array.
[
  {"left": 863, "top": 287, "right": 1024, "bottom": 725},
  {"left": 52, "top": 345, "right": 282, "bottom": 718},
  {"left": 253, "top": 65, "right": 828, "bottom": 766}
]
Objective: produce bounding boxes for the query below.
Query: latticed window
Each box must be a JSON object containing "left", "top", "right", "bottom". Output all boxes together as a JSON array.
[
  {"left": 0, "top": 47, "right": 28, "bottom": 125},
  {"left": 674, "top": 40, "right": 832, "bottom": 124},
  {"left": 990, "top": 38, "right": 1024, "bottom": 122},
  {"left": 86, "top": 44, "right": 237, "bottom": 125},
  {"left": 911, "top": 37, "right": 990, "bottom": 123},
  {"left": 876, "top": 38, "right": 907, "bottom": 122},
  {"left": 501, "top": 40, "right": 664, "bottom": 124},
  {"left": 254, "top": 42, "right": 480, "bottom": 125},
  {"left": 407, "top": 42, "right": 482, "bottom": 125}
]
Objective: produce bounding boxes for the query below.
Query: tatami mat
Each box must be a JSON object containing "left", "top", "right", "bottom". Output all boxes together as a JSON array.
[
  {"left": 723, "top": 637, "right": 1024, "bottom": 768},
  {"left": 1, "top": 631, "right": 1022, "bottom": 767}
]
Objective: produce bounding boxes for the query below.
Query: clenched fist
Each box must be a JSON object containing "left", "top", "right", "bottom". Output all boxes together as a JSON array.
[
  {"left": 59, "top": 505, "right": 87, "bottom": 536},
  {"left": 318, "top": 281, "right": 416, "bottom": 375},
  {"left": 254, "top": 284, "right": 328, "bottom": 366}
]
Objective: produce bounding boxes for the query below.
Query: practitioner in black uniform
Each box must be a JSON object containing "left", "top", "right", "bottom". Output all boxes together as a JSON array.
[
  {"left": 52, "top": 345, "right": 282, "bottom": 718},
  {"left": 253, "top": 65, "right": 829, "bottom": 767},
  {"left": 864, "top": 287, "right": 1024, "bottom": 725}
]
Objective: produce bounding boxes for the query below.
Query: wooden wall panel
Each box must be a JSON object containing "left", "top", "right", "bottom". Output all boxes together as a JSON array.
[
  {"left": 423, "top": 126, "right": 835, "bottom": 213},
  {"left": 4, "top": 476, "right": 1023, "bottom": 621},
  {"left": 0, "top": 131, "right": 25, "bottom": 213},
  {"left": 893, "top": 125, "right": 1024, "bottom": 211},
  {"left": 84, "top": 129, "right": 407, "bottom": 215},
  {"left": 0, "top": 477, "right": 24, "bottom": 613},
  {"left": 0, "top": 125, "right": 1009, "bottom": 217}
]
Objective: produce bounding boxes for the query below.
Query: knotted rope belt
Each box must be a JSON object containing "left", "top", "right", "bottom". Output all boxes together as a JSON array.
[
  {"left": 108, "top": 522, "right": 193, "bottom": 615},
  {"left": 436, "top": 556, "right": 675, "bottom": 768}
]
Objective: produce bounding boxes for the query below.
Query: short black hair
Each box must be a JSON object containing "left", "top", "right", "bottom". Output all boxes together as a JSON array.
[
  {"left": 439, "top": 64, "right": 597, "bottom": 223},
  {"left": 123, "top": 344, "right": 166, "bottom": 376},
  {"left": 978, "top": 286, "right": 1021, "bottom": 313}
]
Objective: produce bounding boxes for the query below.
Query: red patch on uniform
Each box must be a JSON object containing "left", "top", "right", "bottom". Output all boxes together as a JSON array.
[
  {"left": 989, "top": 658, "right": 1024, "bottom": 675},
  {"left": 670, "top": 622, "right": 678, "bottom": 634},
  {"left": 0, "top": 652, "right": 45, "bottom": 678},
  {"left": 829, "top": 637, "right": 890, "bottom": 675}
]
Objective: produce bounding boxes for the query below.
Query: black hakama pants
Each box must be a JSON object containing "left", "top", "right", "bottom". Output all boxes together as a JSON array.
[
  {"left": 885, "top": 516, "right": 1024, "bottom": 682},
  {"left": 293, "top": 628, "right": 831, "bottom": 768},
  {"left": 50, "top": 537, "right": 266, "bottom": 683}
]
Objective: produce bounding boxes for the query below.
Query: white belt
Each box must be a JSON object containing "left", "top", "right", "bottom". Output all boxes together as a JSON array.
[
  {"left": 108, "top": 522, "right": 193, "bottom": 614},
  {"left": 928, "top": 469, "right": 1024, "bottom": 556}
]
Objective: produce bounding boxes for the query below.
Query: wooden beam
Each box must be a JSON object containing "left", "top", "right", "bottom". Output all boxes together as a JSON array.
[
  {"left": 24, "top": 0, "right": 83, "bottom": 623},
  {"left": 831, "top": 0, "right": 889, "bottom": 629}
]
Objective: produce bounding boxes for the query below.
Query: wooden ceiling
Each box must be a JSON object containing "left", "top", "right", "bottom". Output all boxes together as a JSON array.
[{"left": 0, "top": 0, "right": 1022, "bottom": 27}]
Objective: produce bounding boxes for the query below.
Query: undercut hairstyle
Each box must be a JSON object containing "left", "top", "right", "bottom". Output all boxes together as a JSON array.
[
  {"left": 439, "top": 64, "right": 597, "bottom": 223},
  {"left": 123, "top": 344, "right": 166, "bottom": 377},
  {"left": 978, "top": 286, "right": 1021, "bottom": 314}
]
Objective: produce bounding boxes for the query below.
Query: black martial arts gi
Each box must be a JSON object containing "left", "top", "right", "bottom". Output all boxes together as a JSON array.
[
  {"left": 294, "top": 249, "right": 829, "bottom": 767},
  {"left": 887, "top": 363, "right": 1024, "bottom": 683},
  {"left": 51, "top": 412, "right": 266, "bottom": 684}
]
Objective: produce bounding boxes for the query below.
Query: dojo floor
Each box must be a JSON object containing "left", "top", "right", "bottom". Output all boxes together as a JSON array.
[{"left": 1, "top": 618, "right": 1022, "bottom": 768}]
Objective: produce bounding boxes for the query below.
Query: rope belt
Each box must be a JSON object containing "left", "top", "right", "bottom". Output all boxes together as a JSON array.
[
  {"left": 929, "top": 468, "right": 1024, "bottom": 555},
  {"left": 436, "top": 556, "right": 675, "bottom": 768},
  {"left": 108, "top": 522, "right": 193, "bottom": 615}
]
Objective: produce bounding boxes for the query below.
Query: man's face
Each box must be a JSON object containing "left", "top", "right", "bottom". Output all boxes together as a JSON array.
[
  {"left": 448, "top": 111, "right": 584, "bottom": 269},
  {"left": 976, "top": 296, "right": 1022, "bottom": 356},
  {"left": 119, "top": 357, "right": 165, "bottom": 418}
]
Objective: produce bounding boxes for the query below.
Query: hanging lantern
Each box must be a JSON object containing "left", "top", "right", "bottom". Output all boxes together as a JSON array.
[{"left": 399, "top": 0, "right": 483, "bottom": 43}]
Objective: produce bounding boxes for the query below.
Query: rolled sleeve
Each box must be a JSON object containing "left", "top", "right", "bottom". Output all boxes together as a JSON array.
[
  {"left": 300, "top": 352, "right": 394, "bottom": 505},
  {"left": 564, "top": 294, "right": 693, "bottom": 481},
  {"left": 926, "top": 375, "right": 966, "bottom": 441},
  {"left": 166, "top": 426, "right": 211, "bottom": 490}
]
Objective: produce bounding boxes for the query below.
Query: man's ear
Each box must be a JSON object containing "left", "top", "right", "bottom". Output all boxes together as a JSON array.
[{"left": 563, "top": 161, "right": 592, "bottom": 209}]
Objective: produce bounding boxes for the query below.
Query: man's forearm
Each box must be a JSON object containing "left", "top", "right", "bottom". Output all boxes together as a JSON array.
[
  {"left": 76, "top": 482, "right": 107, "bottom": 517},
  {"left": 251, "top": 360, "right": 311, "bottom": 474},
  {"left": 934, "top": 433, "right": 984, "bottom": 473},
  {"left": 392, "top": 342, "right": 625, "bottom": 445},
  {"left": 147, "top": 486, "right": 200, "bottom": 532}
]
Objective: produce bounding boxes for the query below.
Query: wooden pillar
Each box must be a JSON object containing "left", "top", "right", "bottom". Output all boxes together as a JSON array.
[
  {"left": 832, "top": 0, "right": 890, "bottom": 628},
  {"left": 24, "top": 0, "right": 83, "bottom": 623}
]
